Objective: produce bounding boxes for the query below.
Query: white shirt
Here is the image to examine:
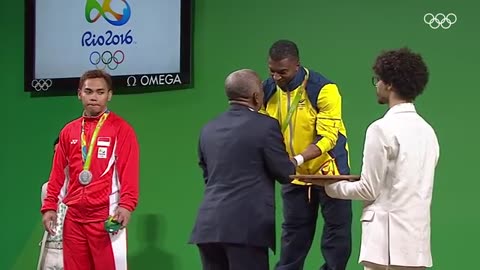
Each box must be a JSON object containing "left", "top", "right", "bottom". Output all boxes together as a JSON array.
[{"left": 325, "top": 103, "right": 440, "bottom": 267}]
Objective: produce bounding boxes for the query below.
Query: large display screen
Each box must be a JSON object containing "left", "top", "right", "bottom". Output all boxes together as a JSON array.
[{"left": 24, "top": 0, "right": 193, "bottom": 93}]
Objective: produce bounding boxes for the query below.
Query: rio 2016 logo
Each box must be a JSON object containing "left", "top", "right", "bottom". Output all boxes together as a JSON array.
[
  {"left": 82, "top": 0, "right": 134, "bottom": 48},
  {"left": 85, "top": 0, "right": 131, "bottom": 26},
  {"left": 82, "top": 0, "right": 134, "bottom": 70}
]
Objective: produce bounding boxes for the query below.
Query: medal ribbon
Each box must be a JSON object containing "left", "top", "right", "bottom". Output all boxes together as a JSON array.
[
  {"left": 278, "top": 68, "right": 310, "bottom": 133},
  {"left": 276, "top": 69, "right": 313, "bottom": 194},
  {"left": 81, "top": 111, "right": 110, "bottom": 171}
]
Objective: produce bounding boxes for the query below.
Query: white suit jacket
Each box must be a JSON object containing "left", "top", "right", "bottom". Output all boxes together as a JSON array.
[{"left": 325, "top": 103, "right": 439, "bottom": 267}]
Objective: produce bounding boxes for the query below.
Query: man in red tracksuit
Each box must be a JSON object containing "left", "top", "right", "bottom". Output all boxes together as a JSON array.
[{"left": 41, "top": 69, "right": 140, "bottom": 270}]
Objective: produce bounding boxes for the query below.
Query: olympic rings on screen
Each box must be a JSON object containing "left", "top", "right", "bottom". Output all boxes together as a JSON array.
[
  {"left": 423, "top": 13, "right": 457, "bottom": 29},
  {"left": 89, "top": 50, "right": 125, "bottom": 70},
  {"left": 31, "top": 79, "right": 53, "bottom": 91}
]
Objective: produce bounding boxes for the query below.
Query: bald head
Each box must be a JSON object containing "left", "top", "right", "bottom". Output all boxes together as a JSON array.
[{"left": 225, "top": 69, "right": 262, "bottom": 101}]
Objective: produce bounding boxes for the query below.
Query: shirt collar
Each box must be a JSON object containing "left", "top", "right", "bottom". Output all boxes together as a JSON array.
[
  {"left": 82, "top": 108, "right": 109, "bottom": 120},
  {"left": 384, "top": 103, "right": 416, "bottom": 116},
  {"left": 229, "top": 103, "right": 255, "bottom": 112}
]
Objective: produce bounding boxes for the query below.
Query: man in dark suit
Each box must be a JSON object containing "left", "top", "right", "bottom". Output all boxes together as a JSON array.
[{"left": 189, "top": 69, "right": 297, "bottom": 270}]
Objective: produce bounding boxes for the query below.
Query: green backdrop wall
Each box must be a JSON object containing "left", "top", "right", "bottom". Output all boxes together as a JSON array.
[{"left": 1, "top": 0, "right": 478, "bottom": 269}]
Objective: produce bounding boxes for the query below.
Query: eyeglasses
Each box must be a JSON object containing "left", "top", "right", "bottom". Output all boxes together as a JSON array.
[{"left": 371, "top": 76, "right": 379, "bottom": 86}]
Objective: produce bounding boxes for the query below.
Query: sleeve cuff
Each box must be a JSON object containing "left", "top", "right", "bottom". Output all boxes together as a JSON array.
[
  {"left": 315, "top": 139, "right": 329, "bottom": 155},
  {"left": 119, "top": 202, "right": 135, "bottom": 212},
  {"left": 41, "top": 204, "right": 58, "bottom": 214}
]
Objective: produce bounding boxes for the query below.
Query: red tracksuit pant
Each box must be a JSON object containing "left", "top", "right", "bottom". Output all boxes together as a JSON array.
[{"left": 63, "top": 217, "right": 127, "bottom": 270}]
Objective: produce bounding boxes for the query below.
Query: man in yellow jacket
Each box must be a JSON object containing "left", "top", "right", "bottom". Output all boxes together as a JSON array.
[{"left": 262, "top": 40, "right": 352, "bottom": 270}]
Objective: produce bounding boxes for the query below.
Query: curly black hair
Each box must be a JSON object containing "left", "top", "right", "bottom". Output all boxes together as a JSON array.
[
  {"left": 269, "top": 40, "right": 299, "bottom": 61},
  {"left": 373, "top": 47, "right": 429, "bottom": 101}
]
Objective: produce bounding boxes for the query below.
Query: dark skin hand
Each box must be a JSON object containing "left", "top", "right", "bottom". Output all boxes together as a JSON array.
[
  {"left": 299, "top": 144, "right": 322, "bottom": 161},
  {"left": 291, "top": 144, "right": 322, "bottom": 166}
]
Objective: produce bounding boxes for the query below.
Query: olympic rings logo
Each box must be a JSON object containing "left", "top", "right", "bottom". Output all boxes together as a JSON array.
[
  {"left": 89, "top": 50, "right": 125, "bottom": 70},
  {"left": 31, "top": 79, "right": 53, "bottom": 91},
  {"left": 424, "top": 13, "right": 457, "bottom": 29}
]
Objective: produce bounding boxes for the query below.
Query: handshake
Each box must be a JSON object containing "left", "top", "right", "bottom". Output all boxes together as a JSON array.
[
  {"left": 288, "top": 154, "right": 360, "bottom": 186},
  {"left": 290, "top": 154, "right": 304, "bottom": 167}
]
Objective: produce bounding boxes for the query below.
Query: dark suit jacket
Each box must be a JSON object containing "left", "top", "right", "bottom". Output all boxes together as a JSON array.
[{"left": 189, "top": 104, "right": 296, "bottom": 252}]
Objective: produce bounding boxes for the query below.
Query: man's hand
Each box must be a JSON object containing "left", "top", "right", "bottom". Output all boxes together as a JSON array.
[
  {"left": 42, "top": 210, "right": 57, "bottom": 235},
  {"left": 113, "top": 207, "right": 131, "bottom": 228},
  {"left": 299, "top": 144, "right": 322, "bottom": 162}
]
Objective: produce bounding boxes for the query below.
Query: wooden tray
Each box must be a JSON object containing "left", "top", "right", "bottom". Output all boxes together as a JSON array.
[{"left": 289, "top": 174, "right": 360, "bottom": 183}]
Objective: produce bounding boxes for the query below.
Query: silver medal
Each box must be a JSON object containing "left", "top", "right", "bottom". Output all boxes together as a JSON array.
[{"left": 79, "top": 170, "right": 93, "bottom": 185}]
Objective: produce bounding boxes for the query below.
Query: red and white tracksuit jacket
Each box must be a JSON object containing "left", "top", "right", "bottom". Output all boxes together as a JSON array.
[{"left": 41, "top": 111, "right": 139, "bottom": 270}]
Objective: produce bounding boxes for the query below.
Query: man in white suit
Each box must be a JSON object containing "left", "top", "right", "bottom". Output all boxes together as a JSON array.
[{"left": 324, "top": 48, "right": 439, "bottom": 270}]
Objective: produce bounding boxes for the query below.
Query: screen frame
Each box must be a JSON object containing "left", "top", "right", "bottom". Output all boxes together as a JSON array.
[{"left": 24, "top": 0, "right": 193, "bottom": 94}]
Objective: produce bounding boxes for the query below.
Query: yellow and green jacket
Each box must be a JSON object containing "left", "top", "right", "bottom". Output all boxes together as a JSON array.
[{"left": 262, "top": 67, "right": 350, "bottom": 185}]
